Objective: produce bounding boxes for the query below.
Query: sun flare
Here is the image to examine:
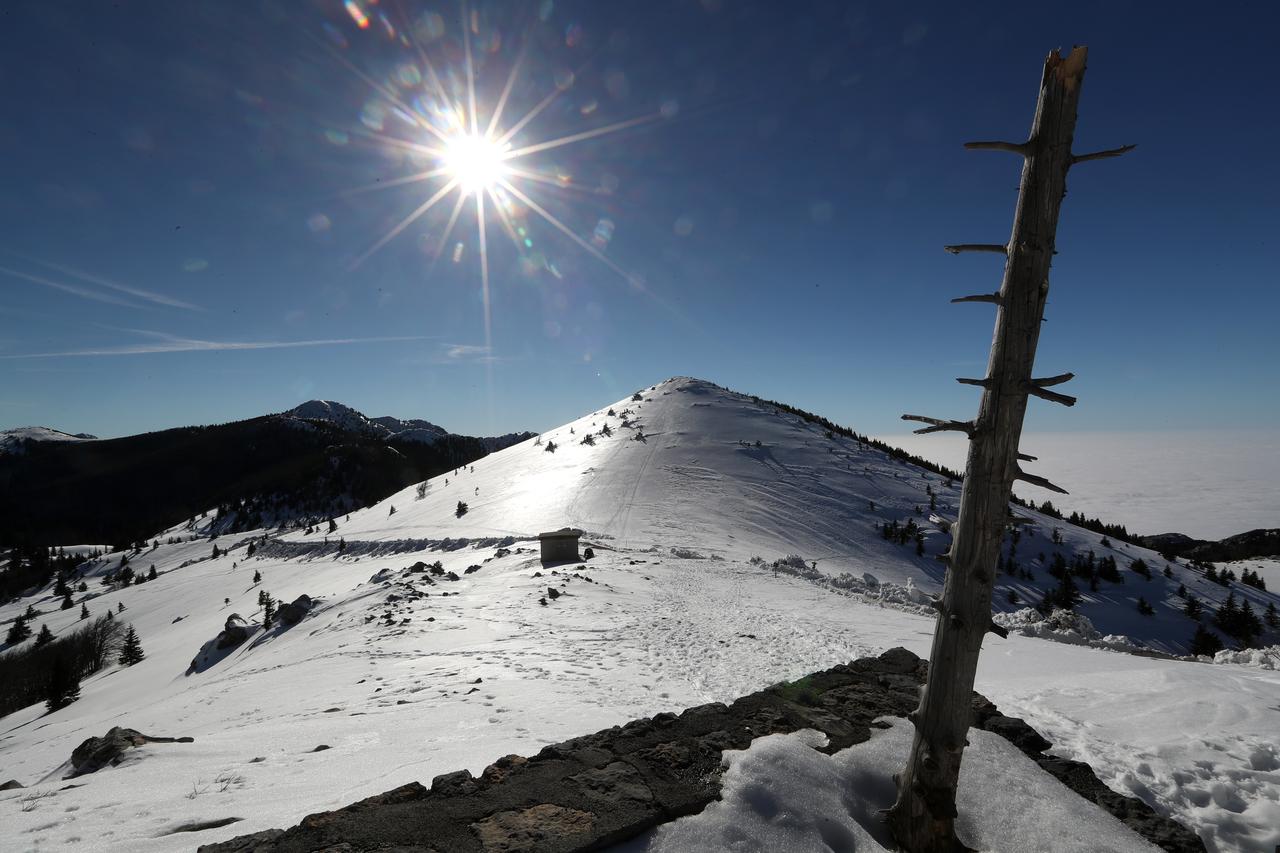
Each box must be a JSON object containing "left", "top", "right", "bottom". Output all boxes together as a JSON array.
[{"left": 441, "top": 133, "right": 508, "bottom": 194}]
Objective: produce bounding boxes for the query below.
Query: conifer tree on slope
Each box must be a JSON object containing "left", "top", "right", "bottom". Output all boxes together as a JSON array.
[{"left": 119, "top": 625, "right": 145, "bottom": 666}]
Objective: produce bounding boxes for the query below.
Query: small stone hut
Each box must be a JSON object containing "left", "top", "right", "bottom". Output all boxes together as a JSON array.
[{"left": 538, "top": 528, "right": 582, "bottom": 563}]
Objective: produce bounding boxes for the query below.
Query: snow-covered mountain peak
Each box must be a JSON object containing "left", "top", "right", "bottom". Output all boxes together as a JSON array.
[
  {"left": 284, "top": 400, "right": 448, "bottom": 444},
  {"left": 286, "top": 399, "right": 375, "bottom": 432},
  {"left": 0, "top": 426, "right": 98, "bottom": 455}
]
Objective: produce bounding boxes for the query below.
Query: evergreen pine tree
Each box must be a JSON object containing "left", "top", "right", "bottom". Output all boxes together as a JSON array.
[
  {"left": 253, "top": 569, "right": 262, "bottom": 584},
  {"left": 328, "top": 518, "right": 337, "bottom": 533},
  {"left": 1215, "top": 591, "right": 1240, "bottom": 635},
  {"left": 1136, "top": 596, "right": 1154, "bottom": 616},
  {"left": 148, "top": 565, "right": 157, "bottom": 580},
  {"left": 5, "top": 614, "right": 31, "bottom": 645},
  {"left": 61, "top": 592, "right": 74, "bottom": 610},
  {"left": 34, "top": 623, "right": 54, "bottom": 647},
  {"left": 45, "top": 654, "right": 81, "bottom": 712},
  {"left": 1189, "top": 624, "right": 1223, "bottom": 657},
  {"left": 1267, "top": 601, "right": 1279, "bottom": 629},
  {"left": 79, "top": 603, "right": 90, "bottom": 620},
  {"left": 1053, "top": 572, "right": 1081, "bottom": 610},
  {"left": 119, "top": 626, "right": 145, "bottom": 666},
  {"left": 117, "top": 602, "right": 125, "bottom": 613},
  {"left": 53, "top": 573, "right": 70, "bottom": 597},
  {"left": 1240, "top": 600, "right": 1261, "bottom": 645},
  {"left": 262, "top": 594, "right": 276, "bottom": 630}
]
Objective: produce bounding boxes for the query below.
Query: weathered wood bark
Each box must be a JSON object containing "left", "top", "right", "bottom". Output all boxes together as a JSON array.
[{"left": 887, "top": 46, "right": 1128, "bottom": 851}]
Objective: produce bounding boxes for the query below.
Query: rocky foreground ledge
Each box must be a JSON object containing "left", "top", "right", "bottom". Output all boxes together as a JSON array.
[{"left": 200, "top": 648, "right": 1202, "bottom": 853}]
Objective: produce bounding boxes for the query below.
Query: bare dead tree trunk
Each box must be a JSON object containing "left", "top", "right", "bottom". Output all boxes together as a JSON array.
[{"left": 887, "top": 46, "right": 1132, "bottom": 852}]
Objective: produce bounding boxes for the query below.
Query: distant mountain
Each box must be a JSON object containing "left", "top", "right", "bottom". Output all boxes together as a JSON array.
[
  {"left": 285, "top": 400, "right": 449, "bottom": 444},
  {"left": 0, "top": 426, "right": 98, "bottom": 454},
  {"left": 1139, "top": 529, "right": 1280, "bottom": 563},
  {"left": 0, "top": 404, "right": 533, "bottom": 549}
]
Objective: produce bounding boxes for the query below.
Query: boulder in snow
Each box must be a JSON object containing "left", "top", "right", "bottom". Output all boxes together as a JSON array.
[
  {"left": 68, "top": 727, "right": 194, "bottom": 778},
  {"left": 276, "top": 594, "right": 314, "bottom": 626},
  {"left": 217, "top": 614, "right": 252, "bottom": 649}
]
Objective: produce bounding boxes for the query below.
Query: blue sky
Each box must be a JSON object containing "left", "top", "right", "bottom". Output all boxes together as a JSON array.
[{"left": 1, "top": 1, "right": 1277, "bottom": 439}]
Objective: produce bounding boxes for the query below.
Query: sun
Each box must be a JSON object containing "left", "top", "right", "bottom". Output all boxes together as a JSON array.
[{"left": 441, "top": 132, "right": 508, "bottom": 194}]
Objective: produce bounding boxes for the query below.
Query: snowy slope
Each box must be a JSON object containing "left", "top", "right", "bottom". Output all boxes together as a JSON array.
[
  {"left": 2, "top": 376, "right": 1279, "bottom": 852},
  {"left": 299, "top": 377, "right": 1278, "bottom": 656}
]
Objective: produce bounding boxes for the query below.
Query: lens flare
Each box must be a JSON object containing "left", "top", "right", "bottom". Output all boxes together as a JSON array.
[
  {"left": 441, "top": 133, "right": 509, "bottom": 194},
  {"left": 326, "top": 1, "right": 691, "bottom": 411}
]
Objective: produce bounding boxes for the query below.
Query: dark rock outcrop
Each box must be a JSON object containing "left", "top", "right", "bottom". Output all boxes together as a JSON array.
[
  {"left": 217, "top": 614, "right": 252, "bottom": 649},
  {"left": 68, "top": 727, "right": 194, "bottom": 778},
  {"left": 276, "top": 595, "right": 314, "bottom": 626},
  {"left": 0, "top": 779, "right": 23, "bottom": 790},
  {"left": 200, "top": 649, "right": 1203, "bottom": 853}
]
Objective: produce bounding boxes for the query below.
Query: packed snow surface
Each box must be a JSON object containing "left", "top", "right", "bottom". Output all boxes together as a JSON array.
[
  {"left": 619, "top": 721, "right": 1160, "bottom": 853},
  {"left": 2, "top": 378, "right": 1278, "bottom": 852}
]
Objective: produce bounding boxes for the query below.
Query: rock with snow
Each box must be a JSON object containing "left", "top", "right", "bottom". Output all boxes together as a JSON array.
[
  {"left": 68, "top": 727, "right": 193, "bottom": 777},
  {"left": 217, "top": 614, "right": 252, "bottom": 649},
  {"left": 276, "top": 594, "right": 315, "bottom": 626}
]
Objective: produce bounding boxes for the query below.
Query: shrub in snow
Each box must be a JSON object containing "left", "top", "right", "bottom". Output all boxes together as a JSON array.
[
  {"left": 45, "top": 655, "right": 81, "bottom": 712},
  {"left": 456, "top": 501, "right": 469, "bottom": 518}
]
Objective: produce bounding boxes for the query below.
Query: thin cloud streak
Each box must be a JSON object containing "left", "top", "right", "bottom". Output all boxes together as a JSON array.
[
  {"left": 0, "top": 265, "right": 147, "bottom": 309},
  {"left": 1, "top": 334, "right": 432, "bottom": 359},
  {"left": 19, "top": 254, "right": 205, "bottom": 311}
]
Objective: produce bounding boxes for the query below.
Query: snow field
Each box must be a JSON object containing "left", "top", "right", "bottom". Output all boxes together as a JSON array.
[{"left": 3, "top": 377, "right": 1278, "bottom": 851}]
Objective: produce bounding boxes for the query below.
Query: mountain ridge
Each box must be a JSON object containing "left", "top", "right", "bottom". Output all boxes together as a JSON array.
[{"left": 0, "top": 402, "right": 533, "bottom": 552}]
